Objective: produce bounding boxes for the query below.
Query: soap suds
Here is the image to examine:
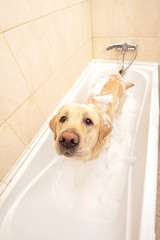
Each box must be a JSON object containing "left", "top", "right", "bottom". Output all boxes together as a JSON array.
[
  {"left": 103, "top": 113, "right": 111, "bottom": 127},
  {"left": 52, "top": 90, "right": 138, "bottom": 223},
  {"left": 87, "top": 75, "right": 110, "bottom": 98},
  {"left": 87, "top": 73, "right": 123, "bottom": 99},
  {"left": 93, "top": 95, "right": 113, "bottom": 112}
]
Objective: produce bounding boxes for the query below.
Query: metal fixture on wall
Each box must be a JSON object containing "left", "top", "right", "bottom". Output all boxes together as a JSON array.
[{"left": 106, "top": 42, "right": 138, "bottom": 76}]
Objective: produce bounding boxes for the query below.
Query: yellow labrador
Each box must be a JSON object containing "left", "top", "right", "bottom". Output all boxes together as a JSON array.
[{"left": 50, "top": 74, "right": 134, "bottom": 162}]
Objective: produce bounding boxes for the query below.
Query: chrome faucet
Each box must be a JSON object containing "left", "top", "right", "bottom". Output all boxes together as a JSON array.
[{"left": 106, "top": 42, "right": 138, "bottom": 76}]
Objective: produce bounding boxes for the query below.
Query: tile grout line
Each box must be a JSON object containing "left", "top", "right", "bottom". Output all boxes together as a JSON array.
[
  {"left": 0, "top": 180, "right": 7, "bottom": 184},
  {"left": 0, "top": 37, "right": 92, "bottom": 159},
  {"left": 1, "top": 37, "right": 92, "bottom": 125},
  {"left": 2, "top": 1, "right": 91, "bottom": 122},
  {"left": 1, "top": 123, "right": 50, "bottom": 186},
  {"left": 2, "top": 33, "right": 32, "bottom": 113},
  {"left": 21, "top": 37, "right": 92, "bottom": 95},
  {"left": 32, "top": 96, "right": 46, "bottom": 121},
  {"left": 0, "top": 38, "right": 92, "bottom": 185},
  {"left": 2, "top": 33, "right": 35, "bottom": 94},
  {"left": 0, "top": 184, "right": 7, "bottom": 197},
  {"left": 92, "top": 36, "right": 160, "bottom": 39},
  {"left": 0, "top": 0, "right": 88, "bottom": 35},
  {"left": 0, "top": 146, "right": 31, "bottom": 183},
  {"left": 88, "top": 0, "right": 94, "bottom": 58}
]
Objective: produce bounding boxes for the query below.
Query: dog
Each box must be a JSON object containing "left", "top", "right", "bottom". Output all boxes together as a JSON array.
[{"left": 49, "top": 74, "right": 134, "bottom": 162}]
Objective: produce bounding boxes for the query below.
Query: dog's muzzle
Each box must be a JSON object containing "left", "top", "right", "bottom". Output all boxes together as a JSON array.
[{"left": 58, "top": 131, "right": 80, "bottom": 156}]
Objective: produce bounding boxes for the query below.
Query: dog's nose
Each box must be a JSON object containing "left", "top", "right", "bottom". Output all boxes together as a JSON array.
[{"left": 58, "top": 132, "right": 79, "bottom": 149}]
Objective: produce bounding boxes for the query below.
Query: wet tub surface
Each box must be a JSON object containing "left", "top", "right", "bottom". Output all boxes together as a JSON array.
[{"left": 0, "top": 60, "right": 159, "bottom": 240}]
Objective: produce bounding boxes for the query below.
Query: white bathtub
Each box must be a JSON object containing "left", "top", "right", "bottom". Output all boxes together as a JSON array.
[{"left": 0, "top": 60, "right": 159, "bottom": 240}]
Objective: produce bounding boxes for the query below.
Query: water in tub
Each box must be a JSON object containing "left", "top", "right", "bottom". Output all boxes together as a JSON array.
[
  {"left": 0, "top": 73, "right": 138, "bottom": 240},
  {"left": 52, "top": 74, "right": 138, "bottom": 223}
]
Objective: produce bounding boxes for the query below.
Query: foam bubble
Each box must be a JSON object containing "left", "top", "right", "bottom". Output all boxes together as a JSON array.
[{"left": 52, "top": 90, "right": 138, "bottom": 223}]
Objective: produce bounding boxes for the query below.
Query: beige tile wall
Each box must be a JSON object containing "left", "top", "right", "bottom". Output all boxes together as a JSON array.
[
  {"left": 91, "top": 0, "right": 160, "bottom": 63},
  {"left": 0, "top": 0, "right": 92, "bottom": 181}
]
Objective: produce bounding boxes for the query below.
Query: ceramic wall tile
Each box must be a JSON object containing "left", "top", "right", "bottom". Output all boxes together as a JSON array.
[
  {"left": 34, "top": 62, "right": 72, "bottom": 119},
  {"left": 90, "top": 0, "right": 113, "bottom": 37},
  {"left": 90, "top": 0, "right": 160, "bottom": 63},
  {"left": 92, "top": 38, "right": 112, "bottom": 60},
  {"left": 0, "top": 0, "right": 86, "bottom": 32},
  {"left": 0, "top": 0, "right": 92, "bottom": 183},
  {"left": 7, "top": 97, "right": 45, "bottom": 146},
  {"left": 82, "top": 1, "right": 92, "bottom": 44},
  {"left": 134, "top": 38, "right": 160, "bottom": 62},
  {"left": 53, "top": 8, "right": 76, "bottom": 68},
  {"left": 26, "top": 0, "right": 56, "bottom": 20},
  {"left": 0, "top": 35, "right": 30, "bottom": 121},
  {"left": 0, "top": 0, "right": 32, "bottom": 31},
  {"left": 33, "top": 7, "right": 75, "bottom": 87},
  {"left": 93, "top": 37, "right": 160, "bottom": 63},
  {"left": 36, "top": 5, "right": 85, "bottom": 72},
  {"left": 34, "top": 39, "right": 92, "bottom": 119},
  {"left": 71, "top": 2, "right": 91, "bottom": 54},
  {"left": 4, "top": 21, "right": 56, "bottom": 93},
  {"left": 4, "top": 2, "right": 90, "bottom": 94},
  {"left": 70, "top": 39, "right": 93, "bottom": 86},
  {"left": 0, "top": 116, "right": 4, "bottom": 127},
  {"left": 28, "top": 0, "right": 85, "bottom": 20},
  {"left": 111, "top": 0, "right": 137, "bottom": 37},
  {"left": 135, "top": 0, "right": 160, "bottom": 38},
  {"left": 70, "top": 0, "right": 86, "bottom": 6},
  {"left": 0, "top": 123, "right": 25, "bottom": 180},
  {"left": 91, "top": 0, "right": 160, "bottom": 38}
]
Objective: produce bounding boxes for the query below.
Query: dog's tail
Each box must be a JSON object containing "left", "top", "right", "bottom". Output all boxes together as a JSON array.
[{"left": 125, "top": 82, "right": 134, "bottom": 90}]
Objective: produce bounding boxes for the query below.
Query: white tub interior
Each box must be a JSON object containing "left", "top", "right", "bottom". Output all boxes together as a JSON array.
[{"left": 0, "top": 60, "right": 159, "bottom": 240}]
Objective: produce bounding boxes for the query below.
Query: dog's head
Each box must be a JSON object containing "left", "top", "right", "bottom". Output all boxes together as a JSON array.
[{"left": 49, "top": 103, "right": 112, "bottom": 161}]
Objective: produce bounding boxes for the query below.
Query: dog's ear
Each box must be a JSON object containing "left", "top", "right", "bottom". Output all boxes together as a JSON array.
[
  {"left": 49, "top": 114, "right": 58, "bottom": 140},
  {"left": 98, "top": 113, "right": 113, "bottom": 143}
]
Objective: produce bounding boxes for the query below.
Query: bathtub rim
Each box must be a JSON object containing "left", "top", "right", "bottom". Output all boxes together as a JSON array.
[
  {"left": 138, "top": 64, "right": 159, "bottom": 240},
  {"left": 0, "top": 59, "right": 159, "bottom": 240},
  {"left": 1, "top": 59, "right": 158, "bottom": 188}
]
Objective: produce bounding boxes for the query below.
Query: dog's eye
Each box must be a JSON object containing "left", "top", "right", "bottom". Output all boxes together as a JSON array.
[
  {"left": 60, "top": 116, "right": 66, "bottom": 123},
  {"left": 85, "top": 118, "right": 93, "bottom": 125}
]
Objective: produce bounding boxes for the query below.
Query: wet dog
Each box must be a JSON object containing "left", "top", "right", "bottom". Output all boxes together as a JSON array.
[{"left": 49, "top": 74, "right": 134, "bottom": 162}]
